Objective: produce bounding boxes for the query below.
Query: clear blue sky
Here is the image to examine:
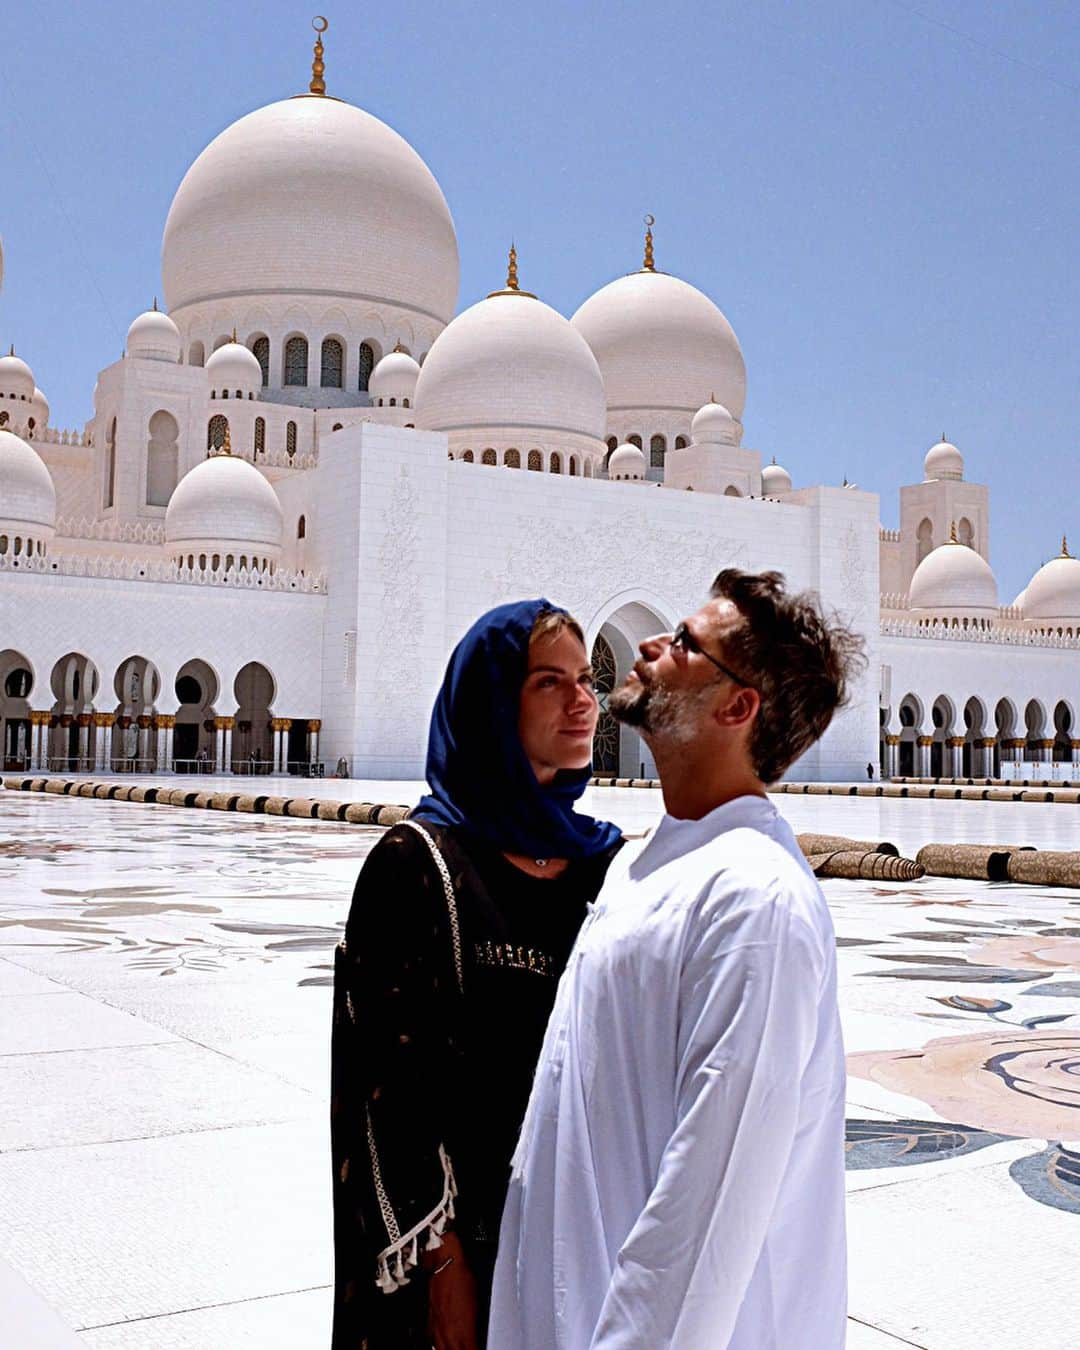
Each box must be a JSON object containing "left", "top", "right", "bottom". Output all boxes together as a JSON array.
[{"left": 2, "top": 0, "right": 1076, "bottom": 600}]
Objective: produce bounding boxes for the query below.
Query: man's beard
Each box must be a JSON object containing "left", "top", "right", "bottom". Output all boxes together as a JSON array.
[{"left": 609, "top": 669, "right": 711, "bottom": 746}]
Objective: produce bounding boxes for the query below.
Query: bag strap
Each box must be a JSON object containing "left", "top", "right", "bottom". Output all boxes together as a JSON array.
[{"left": 400, "top": 819, "right": 464, "bottom": 995}]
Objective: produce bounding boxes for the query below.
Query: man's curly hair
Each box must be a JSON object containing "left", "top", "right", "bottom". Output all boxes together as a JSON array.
[{"left": 709, "top": 569, "right": 867, "bottom": 784}]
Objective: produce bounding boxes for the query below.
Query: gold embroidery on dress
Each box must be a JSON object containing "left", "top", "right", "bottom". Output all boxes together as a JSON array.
[{"left": 473, "top": 940, "right": 554, "bottom": 977}]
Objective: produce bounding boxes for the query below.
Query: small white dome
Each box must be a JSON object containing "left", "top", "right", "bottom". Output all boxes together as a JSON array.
[
  {"left": 166, "top": 451, "right": 283, "bottom": 563},
  {"left": 126, "top": 306, "right": 182, "bottom": 362},
  {"left": 30, "top": 387, "right": 49, "bottom": 431},
  {"left": 1022, "top": 541, "right": 1080, "bottom": 622},
  {"left": 369, "top": 348, "right": 420, "bottom": 402},
  {"left": 572, "top": 268, "right": 746, "bottom": 421},
  {"left": 690, "top": 397, "right": 739, "bottom": 446},
  {"left": 909, "top": 535, "right": 998, "bottom": 615},
  {"left": 0, "top": 351, "right": 35, "bottom": 402},
  {"left": 0, "top": 428, "right": 57, "bottom": 537},
  {"left": 761, "top": 458, "right": 792, "bottom": 494},
  {"left": 206, "top": 341, "right": 263, "bottom": 397},
  {"left": 608, "top": 442, "right": 647, "bottom": 481},
  {"left": 416, "top": 279, "right": 606, "bottom": 443},
  {"left": 924, "top": 437, "right": 964, "bottom": 481}
]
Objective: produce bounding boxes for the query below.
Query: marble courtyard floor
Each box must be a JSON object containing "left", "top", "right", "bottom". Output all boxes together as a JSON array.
[{"left": 1, "top": 780, "right": 1077, "bottom": 1348}]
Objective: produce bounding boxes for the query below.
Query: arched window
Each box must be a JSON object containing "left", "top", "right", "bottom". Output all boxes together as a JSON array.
[
  {"left": 188, "top": 341, "right": 205, "bottom": 367},
  {"left": 358, "top": 342, "right": 375, "bottom": 392},
  {"left": 321, "top": 338, "right": 344, "bottom": 389},
  {"left": 628, "top": 434, "right": 642, "bottom": 449},
  {"left": 958, "top": 517, "right": 974, "bottom": 547},
  {"left": 146, "top": 410, "right": 179, "bottom": 506},
  {"left": 389, "top": 398, "right": 397, "bottom": 407},
  {"left": 916, "top": 518, "right": 933, "bottom": 563},
  {"left": 482, "top": 448, "right": 497, "bottom": 465},
  {"left": 569, "top": 456, "right": 578, "bottom": 476},
  {"left": 505, "top": 448, "right": 521, "bottom": 468},
  {"left": 207, "top": 415, "right": 228, "bottom": 453},
  {"left": 297, "top": 515, "right": 306, "bottom": 539},
  {"left": 550, "top": 453, "right": 562, "bottom": 474},
  {"left": 402, "top": 398, "right": 410, "bottom": 408},
  {"left": 606, "top": 436, "right": 617, "bottom": 452},
  {"left": 254, "top": 417, "right": 265, "bottom": 455},
  {"left": 650, "top": 434, "right": 666, "bottom": 468},
  {"left": 463, "top": 449, "right": 474, "bottom": 463},
  {"left": 0, "top": 411, "right": 8, "bottom": 427},
  {"left": 723, "top": 484, "right": 741, "bottom": 497},
  {"left": 104, "top": 416, "right": 117, "bottom": 508},
  {"left": 251, "top": 336, "right": 270, "bottom": 386},
  {"left": 286, "top": 421, "right": 297, "bottom": 457},
  {"left": 528, "top": 449, "right": 542, "bottom": 471},
  {"left": 675, "top": 435, "right": 688, "bottom": 450},
  {"left": 284, "top": 336, "right": 308, "bottom": 387},
  {"left": 27, "top": 418, "right": 35, "bottom": 438}
]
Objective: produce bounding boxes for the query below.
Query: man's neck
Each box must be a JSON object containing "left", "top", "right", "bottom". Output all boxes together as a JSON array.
[{"left": 650, "top": 741, "right": 767, "bottom": 821}]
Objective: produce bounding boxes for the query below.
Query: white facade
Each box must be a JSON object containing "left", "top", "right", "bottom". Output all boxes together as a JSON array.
[{"left": 1, "top": 45, "right": 1076, "bottom": 782}]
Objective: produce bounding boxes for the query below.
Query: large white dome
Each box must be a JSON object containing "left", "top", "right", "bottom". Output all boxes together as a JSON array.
[
  {"left": 0, "top": 350, "right": 35, "bottom": 402},
  {"left": 924, "top": 436, "right": 963, "bottom": 482},
  {"left": 162, "top": 95, "right": 459, "bottom": 326},
  {"left": 1022, "top": 541, "right": 1080, "bottom": 623},
  {"left": 416, "top": 278, "right": 606, "bottom": 444},
  {"left": 0, "top": 428, "right": 56, "bottom": 540},
  {"left": 571, "top": 269, "right": 746, "bottom": 421},
  {"left": 206, "top": 340, "right": 263, "bottom": 397},
  {"left": 909, "top": 536, "right": 998, "bottom": 616},
  {"left": 127, "top": 306, "right": 182, "bottom": 363},
  {"left": 166, "top": 451, "right": 283, "bottom": 565}
]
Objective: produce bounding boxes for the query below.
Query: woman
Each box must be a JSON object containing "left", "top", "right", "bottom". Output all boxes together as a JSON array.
[{"left": 331, "top": 599, "right": 622, "bottom": 1349}]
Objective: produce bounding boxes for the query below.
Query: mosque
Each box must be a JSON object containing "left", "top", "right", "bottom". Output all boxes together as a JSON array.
[{"left": 1, "top": 22, "right": 1077, "bottom": 783}]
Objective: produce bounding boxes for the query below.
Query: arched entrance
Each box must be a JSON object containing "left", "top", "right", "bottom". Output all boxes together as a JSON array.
[
  {"left": 1025, "top": 699, "right": 1047, "bottom": 763},
  {"left": 174, "top": 660, "right": 219, "bottom": 771},
  {"left": 995, "top": 698, "right": 1017, "bottom": 775},
  {"left": 112, "top": 656, "right": 161, "bottom": 771},
  {"left": 0, "top": 650, "right": 33, "bottom": 770},
  {"left": 898, "top": 694, "right": 923, "bottom": 776},
  {"left": 1054, "top": 701, "right": 1073, "bottom": 766},
  {"left": 588, "top": 597, "right": 673, "bottom": 777},
  {"left": 48, "top": 653, "right": 99, "bottom": 770},
  {"left": 233, "top": 662, "right": 275, "bottom": 772},
  {"left": 963, "top": 697, "right": 987, "bottom": 777},
  {"left": 930, "top": 695, "right": 955, "bottom": 778}
]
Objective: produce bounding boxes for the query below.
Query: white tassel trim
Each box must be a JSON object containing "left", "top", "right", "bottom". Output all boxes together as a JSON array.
[{"left": 374, "top": 1144, "right": 458, "bottom": 1293}]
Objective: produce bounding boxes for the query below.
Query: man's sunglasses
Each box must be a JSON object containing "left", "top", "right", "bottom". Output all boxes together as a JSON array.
[{"left": 670, "top": 622, "right": 754, "bottom": 690}]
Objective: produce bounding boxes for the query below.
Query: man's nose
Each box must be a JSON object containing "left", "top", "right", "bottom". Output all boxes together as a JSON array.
[{"left": 639, "top": 632, "right": 670, "bottom": 659}]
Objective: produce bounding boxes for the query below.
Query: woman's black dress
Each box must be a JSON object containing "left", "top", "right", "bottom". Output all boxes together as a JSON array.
[{"left": 331, "top": 821, "right": 619, "bottom": 1348}]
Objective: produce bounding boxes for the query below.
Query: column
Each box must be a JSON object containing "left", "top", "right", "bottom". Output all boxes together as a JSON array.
[
  {"left": 216, "top": 716, "right": 235, "bottom": 774},
  {"left": 307, "top": 718, "right": 321, "bottom": 774},
  {"left": 270, "top": 718, "right": 283, "bottom": 773},
  {"left": 946, "top": 736, "right": 964, "bottom": 778},
  {"left": 77, "top": 714, "right": 92, "bottom": 772},
  {"left": 212, "top": 718, "right": 226, "bottom": 773},
  {"left": 137, "top": 715, "right": 152, "bottom": 770},
  {"left": 278, "top": 718, "right": 293, "bottom": 774},
  {"left": 977, "top": 737, "right": 997, "bottom": 778},
  {"left": 1071, "top": 739, "right": 1080, "bottom": 774},
  {"left": 28, "top": 711, "right": 47, "bottom": 770},
  {"left": 884, "top": 734, "right": 900, "bottom": 780},
  {"left": 1039, "top": 738, "right": 1055, "bottom": 766},
  {"left": 154, "top": 714, "right": 176, "bottom": 773},
  {"left": 915, "top": 735, "right": 933, "bottom": 778},
  {"left": 94, "top": 714, "right": 114, "bottom": 771}
]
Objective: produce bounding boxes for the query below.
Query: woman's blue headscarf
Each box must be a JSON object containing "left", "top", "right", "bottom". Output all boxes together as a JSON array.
[{"left": 413, "top": 599, "right": 621, "bottom": 859}]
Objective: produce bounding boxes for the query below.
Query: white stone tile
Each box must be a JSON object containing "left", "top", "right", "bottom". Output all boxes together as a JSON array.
[
  {"left": 0, "top": 959, "right": 70, "bottom": 996},
  {"left": 0, "top": 992, "right": 177, "bottom": 1056},
  {"left": 78, "top": 1286, "right": 331, "bottom": 1349}
]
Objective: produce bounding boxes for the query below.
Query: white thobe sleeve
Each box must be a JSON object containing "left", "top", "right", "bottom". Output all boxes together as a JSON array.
[{"left": 589, "top": 884, "right": 826, "bottom": 1350}]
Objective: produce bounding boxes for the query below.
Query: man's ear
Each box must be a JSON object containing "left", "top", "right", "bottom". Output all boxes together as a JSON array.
[{"left": 714, "top": 685, "right": 760, "bottom": 730}]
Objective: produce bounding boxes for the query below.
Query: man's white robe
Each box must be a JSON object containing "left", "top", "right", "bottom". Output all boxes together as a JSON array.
[{"left": 489, "top": 795, "right": 847, "bottom": 1349}]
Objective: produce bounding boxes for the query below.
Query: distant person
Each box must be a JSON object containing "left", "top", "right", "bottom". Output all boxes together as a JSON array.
[
  {"left": 195, "top": 746, "right": 208, "bottom": 772},
  {"left": 331, "top": 600, "right": 621, "bottom": 1349},
  {"left": 866, "top": 760, "right": 874, "bottom": 780},
  {"left": 490, "top": 570, "right": 865, "bottom": 1350}
]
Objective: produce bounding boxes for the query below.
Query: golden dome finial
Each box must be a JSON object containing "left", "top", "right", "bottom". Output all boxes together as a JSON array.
[
  {"left": 309, "top": 16, "right": 328, "bottom": 95},
  {"left": 1062, "top": 535, "right": 1071, "bottom": 558},
  {"left": 152, "top": 297, "right": 158, "bottom": 312},
  {"left": 231, "top": 327, "right": 237, "bottom": 343},
  {"left": 506, "top": 242, "right": 519, "bottom": 292},
  {"left": 949, "top": 520, "right": 958, "bottom": 543},
  {"left": 642, "top": 214, "right": 656, "bottom": 272},
  {"left": 393, "top": 340, "right": 406, "bottom": 354}
]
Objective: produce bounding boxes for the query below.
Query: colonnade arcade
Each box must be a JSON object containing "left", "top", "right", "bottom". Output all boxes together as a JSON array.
[
  {"left": 1, "top": 651, "right": 322, "bottom": 775},
  {"left": 881, "top": 693, "right": 1079, "bottom": 778}
]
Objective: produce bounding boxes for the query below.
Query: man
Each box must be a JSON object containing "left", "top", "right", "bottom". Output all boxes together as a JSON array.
[{"left": 489, "top": 569, "right": 865, "bottom": 1350}]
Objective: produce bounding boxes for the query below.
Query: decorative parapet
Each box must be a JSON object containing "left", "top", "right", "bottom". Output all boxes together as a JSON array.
[
  {"left": 878, "top": 527, "right": 901, "bottom": 542},
  {"left": 31, "top": 426, "right": 93, "bottom": 447},
  {"left": 881, "top": 617, "right": 1080, "bottom": 649},
  {"left": 998, "top": 603, "right": 1023, "bottom": 621},
  {"left": 56, "top": 517, "right": 166, "bottom": 544},
  {"left": 0, "top": 551, "right": 327, "bottom": 594},
  {"left": 255, "top": 448, "right": 318, "bottom": 470},
  {"left": 880, "top": 592, "right": 908, "bottom": 610}
]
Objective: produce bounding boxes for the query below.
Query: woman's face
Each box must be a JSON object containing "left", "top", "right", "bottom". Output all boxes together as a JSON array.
[{"left": 518, "top": 627, "right": 599, "bottom": 785}]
